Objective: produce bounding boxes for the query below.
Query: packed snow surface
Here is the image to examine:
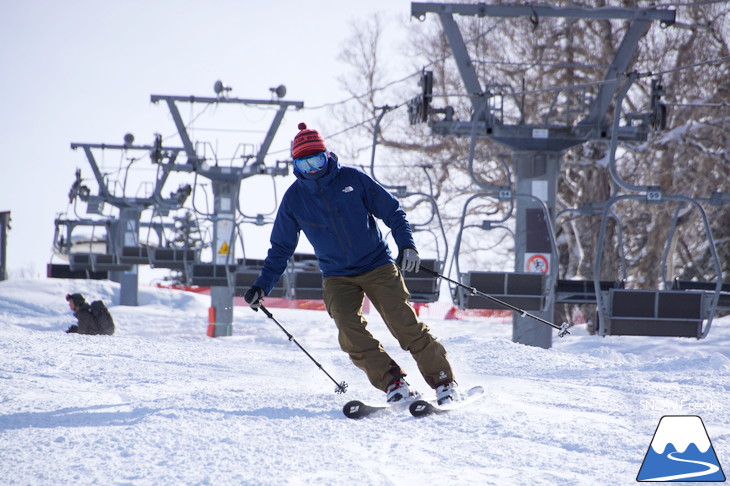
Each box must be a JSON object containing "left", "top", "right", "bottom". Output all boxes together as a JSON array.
[{"left": 1, "top": 278, "right": 728, "bottom": 485}]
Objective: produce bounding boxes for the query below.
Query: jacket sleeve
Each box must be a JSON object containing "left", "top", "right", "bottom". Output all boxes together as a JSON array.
[
  {"left": 358, "top": 171, "right": 416, "bottom": 250},
  {"left": 253, "top": 195, "right": 300, "bottom": 295}
]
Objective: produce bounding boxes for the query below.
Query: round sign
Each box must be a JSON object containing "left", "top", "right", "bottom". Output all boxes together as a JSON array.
[{"left": 526, "top": 254, "right": 549, "bottom": 274}]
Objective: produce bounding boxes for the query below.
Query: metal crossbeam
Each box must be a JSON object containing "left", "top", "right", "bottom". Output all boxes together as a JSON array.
[
  {"left": 412, "top": 2, "right": 676, "bottom": 149},
  {"left": 411, "top": 3, "right": 675, "bottom": 23}
]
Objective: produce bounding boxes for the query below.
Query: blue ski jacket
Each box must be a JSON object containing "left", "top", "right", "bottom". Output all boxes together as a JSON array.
[{"left": 253, "top": 153, "right": 415, "bottom": 295}]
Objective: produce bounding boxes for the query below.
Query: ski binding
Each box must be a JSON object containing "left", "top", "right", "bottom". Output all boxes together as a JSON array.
[{"left": 409, "top": 385, "right": 485, "bottom": 417}]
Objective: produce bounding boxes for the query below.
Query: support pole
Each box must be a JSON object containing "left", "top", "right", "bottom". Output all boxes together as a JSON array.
[
  {"left": 109, "top": 207, "right": 141, "bottom": 306},
  {"left": 209, "top": 289, "right": 234, "bottom": 337},
  {"left": 208, "top": 180, "right": 238, "bottom": 337},
  {"left": 0, "top": 211, "right": 10, "bottom": 281},
  {"left": 513, "top": 152, "right": 560, "bottom": 349}
]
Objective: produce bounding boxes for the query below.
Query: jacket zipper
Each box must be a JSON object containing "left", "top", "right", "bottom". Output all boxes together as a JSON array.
[
  {"left": 335, "top": 206, "right": 353, "bottom": 249},
  {"left": 317, "top": 179, "right": 351, "bottom": 267}
]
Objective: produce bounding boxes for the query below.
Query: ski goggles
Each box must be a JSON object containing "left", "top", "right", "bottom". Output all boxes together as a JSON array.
[{"left": 293, "top": 151, "right": 328, "bottom": 174}]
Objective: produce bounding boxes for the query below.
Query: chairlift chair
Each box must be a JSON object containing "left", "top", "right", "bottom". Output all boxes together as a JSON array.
[
  {"left": 594, "top": 194, "right": 724, "bottom": 339},
  {"left": 450, "top": 192, "right": 557, "bottom": 312}
]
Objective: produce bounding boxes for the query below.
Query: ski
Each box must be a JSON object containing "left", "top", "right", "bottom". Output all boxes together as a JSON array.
[
  {"left": 409, "top": 385, "right": 485, "bottom": 417},
  {"left": 342, "top": 400, "right": 391, "bottom": 419},
  {"left": 343, "top": 393, "right": 421, "bottom": 419}
]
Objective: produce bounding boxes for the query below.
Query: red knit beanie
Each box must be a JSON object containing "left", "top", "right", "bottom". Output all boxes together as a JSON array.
[{"left": 291, "top": 122, "right": 326, "bottom": 159}]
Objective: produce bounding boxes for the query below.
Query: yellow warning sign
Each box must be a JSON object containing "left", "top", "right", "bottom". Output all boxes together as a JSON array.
[{"left": 218, "top": 242, "right": 230, "bottom": 255}]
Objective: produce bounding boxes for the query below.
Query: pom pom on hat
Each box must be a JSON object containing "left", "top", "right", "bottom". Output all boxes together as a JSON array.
[{"left": 291, "top": 122, "right": 326, "bottom": 159}]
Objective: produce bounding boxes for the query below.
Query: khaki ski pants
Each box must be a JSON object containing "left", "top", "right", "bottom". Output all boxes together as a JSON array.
[{"left": 323, "top": 263, "right": 453, "bottom": 391}]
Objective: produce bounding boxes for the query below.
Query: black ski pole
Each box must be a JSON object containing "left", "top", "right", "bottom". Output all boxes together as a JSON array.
[
  {"left": 418, "top": 267, "right": 571, "bottom": 338},
  {"left": 257, "top": 304, "right": 348, "bottom": 394}
]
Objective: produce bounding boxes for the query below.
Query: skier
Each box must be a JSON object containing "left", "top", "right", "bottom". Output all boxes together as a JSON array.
[
  {"left": 244, "top": 123, "right": 460, "bottom": 405},
  {"left": 65, "top": 293, "right": 115, "bottom": 335}
]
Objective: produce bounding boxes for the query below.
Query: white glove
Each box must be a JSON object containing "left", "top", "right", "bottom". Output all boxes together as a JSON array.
[{"left": 399, "top": 248, "right": 420, "bottom": 273}]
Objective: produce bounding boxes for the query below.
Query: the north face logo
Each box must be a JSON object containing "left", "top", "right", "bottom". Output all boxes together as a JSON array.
[{"left": 342, "top": 186, "right": 354, "bottom": 193}]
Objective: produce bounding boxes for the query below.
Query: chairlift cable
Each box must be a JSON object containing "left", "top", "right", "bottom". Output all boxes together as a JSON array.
[
  {"left": 306, "top": 19, "right": 506, "bottom": 111},
  {"left": 472, "top": 59, "right": 610, "bottom": 69},
  {"left": 306, "top": 74, "right": 421, "bottom": 111},
  {"left": 160, "top": 101, "right": 215, "bottom": 143},
  {"left": 663, "top": 101, "right": 729, "bottom": 108},
  {"left": 190, "top": 127, "right": 268, "bottom": 134},
  {"left": 649, "top": 55, "right": 730, "bottom": 76},
  {"left": 272, "top": 21, "right": 726, "bottom": 138},
  {"left": 429, "top": 55, "right": 729, "bottom": 101}
]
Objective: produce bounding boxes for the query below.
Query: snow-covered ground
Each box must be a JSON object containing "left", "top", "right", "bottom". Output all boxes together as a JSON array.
[{"left": 0, "top": 278, "right": 727, "bottom": 485}]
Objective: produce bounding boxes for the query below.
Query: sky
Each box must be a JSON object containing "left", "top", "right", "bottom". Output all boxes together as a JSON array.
[
  {"left": 1, "top": 277, "right": 728, "bottom": 484},
  {"left": 0, "top": 0, "right": 420, "bottom": 279}
]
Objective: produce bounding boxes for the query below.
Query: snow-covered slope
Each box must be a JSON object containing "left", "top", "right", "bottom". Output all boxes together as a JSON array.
[{"left": 1, "top": 278, "right": 727, "bottom": 485}]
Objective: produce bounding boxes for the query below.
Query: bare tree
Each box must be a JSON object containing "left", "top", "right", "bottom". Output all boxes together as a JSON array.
[{"left": 621, "top": 1, "right": 730, "bottom": 290}]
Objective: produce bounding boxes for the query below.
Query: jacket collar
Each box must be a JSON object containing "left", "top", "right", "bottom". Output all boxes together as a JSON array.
[{"left": 295, "top": 152, "right": 340, "bottom": 191}]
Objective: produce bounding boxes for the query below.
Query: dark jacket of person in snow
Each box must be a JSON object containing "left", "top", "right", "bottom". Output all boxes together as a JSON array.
[{"left": 65, "top": 293, "right": 115, "bottom": 335}]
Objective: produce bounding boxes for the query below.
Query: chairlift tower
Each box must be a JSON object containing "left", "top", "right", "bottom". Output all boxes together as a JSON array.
[
  {"left": 68, "top": 139, "right": 190, "bottom": 306},
  {"left": 0, "top": 211, "right": 10, "bottom": 281},
  {"left": 411, "top": 2, "right": 675, "bottom": 348},
  {"left": 151, "top": 84, "right": 303, "bottom": 337}
]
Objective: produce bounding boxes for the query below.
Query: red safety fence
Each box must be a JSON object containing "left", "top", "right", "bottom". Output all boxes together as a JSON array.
[{"left": 157, "top": 284, "right": 511, "bottom": 321}]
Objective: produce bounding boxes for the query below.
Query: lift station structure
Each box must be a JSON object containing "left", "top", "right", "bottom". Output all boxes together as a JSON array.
[
  {"left": 62, "top": 138, "right": 191, "bottom": 306},
  {"left": 151, "top": 85, "right": 303, "bottom": 337},
  {"left": 55, "top": 83, "right": 303, "bottom": 337}
]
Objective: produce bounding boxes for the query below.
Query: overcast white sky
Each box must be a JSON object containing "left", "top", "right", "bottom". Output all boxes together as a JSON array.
[{"left": 0, "top": 0, "right": 421, "bottom": 278}]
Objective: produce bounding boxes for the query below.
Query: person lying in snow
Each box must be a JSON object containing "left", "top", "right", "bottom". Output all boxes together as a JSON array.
[{"left": 65, "top": 293, "right": 115, "bottom": 335}]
